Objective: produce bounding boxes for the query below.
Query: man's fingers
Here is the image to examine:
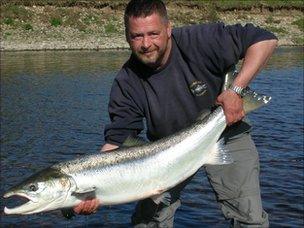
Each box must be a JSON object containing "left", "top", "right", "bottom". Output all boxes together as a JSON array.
[
  {"left": 73, "top": 201, "right": 84, "bottom": 214},
  {"left": 216, "top": 90, "right": 245, "bottom": 125},
  {"left": 73, "top": 199, "right": 100, "bottom": 215},
  {"left": 226, "top": 110, "right": 245, "bottom": 126},
  {"left": 82, "top": 199, "right": 99, "bottom": 214},
  {"left": 88, "top": 199, "right": 100, "bottom": 212}
]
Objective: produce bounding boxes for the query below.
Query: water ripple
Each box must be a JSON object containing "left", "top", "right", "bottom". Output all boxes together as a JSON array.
[{"left": 1, "top": 48, "right": 303, "bottom": 227}]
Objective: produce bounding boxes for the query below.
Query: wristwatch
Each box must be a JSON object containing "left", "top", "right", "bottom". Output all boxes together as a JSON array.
[{"left": 229, "top": 85, "right": 245, "bottom": 97}]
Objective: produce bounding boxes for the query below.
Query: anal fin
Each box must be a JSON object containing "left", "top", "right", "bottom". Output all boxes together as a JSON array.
[{"left": 151, "top": 192, "right": 171, "bottom": 206}]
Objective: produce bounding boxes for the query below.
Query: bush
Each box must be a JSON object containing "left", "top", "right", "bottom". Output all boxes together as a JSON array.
[
  {"left": 3, "top": 17, "right": 14, "bottom": 25},
  {"left": 24, "top": 23, "right": 33, "bottom": 30},
  {"left": 292, "top": 18, "right": 304, "bottom": 32},
  {"left": 50, "top": 17, "right": 62, "bottom": 27}
]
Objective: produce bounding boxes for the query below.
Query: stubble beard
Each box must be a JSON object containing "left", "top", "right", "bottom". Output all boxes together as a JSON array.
[{"left": 134, "top": 43, "right": 168, "bottom": 69}]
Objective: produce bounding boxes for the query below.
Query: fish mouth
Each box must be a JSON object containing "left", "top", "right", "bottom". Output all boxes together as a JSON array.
[{"left": 3, "top": 192, "right": 47, "bottom": 215}]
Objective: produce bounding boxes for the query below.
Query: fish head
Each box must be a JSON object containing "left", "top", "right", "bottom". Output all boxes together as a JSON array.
[{"left": 3, "top": 168, "right": 72, "bottom": 215}]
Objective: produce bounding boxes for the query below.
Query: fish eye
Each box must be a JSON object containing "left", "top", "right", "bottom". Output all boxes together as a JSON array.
[{"left": 29, "top": 184, "right": 38, "bottom": 192}]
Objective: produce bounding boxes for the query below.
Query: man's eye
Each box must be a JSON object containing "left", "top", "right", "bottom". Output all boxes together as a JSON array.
[
  {"left": 149, "top": 33, "right": 159, "bottom": 38},
  {"left": 131, "top": 35, "right": 142, "bottom": 40}
]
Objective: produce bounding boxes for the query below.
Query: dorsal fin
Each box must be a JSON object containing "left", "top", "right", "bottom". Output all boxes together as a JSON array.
[{"left": 222, "top": 65, "right": 237, "bottom": 92}]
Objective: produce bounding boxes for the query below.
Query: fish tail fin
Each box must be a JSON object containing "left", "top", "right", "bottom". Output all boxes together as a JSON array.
[
  {"left": 242, "top": 88, "right": 271, "bottom": 114},
  {"left": 222, "top": 66, "right": 271, "bottom": 114},
  {"left": 205, "top": 138, "right": 233, "bottom": 165}
]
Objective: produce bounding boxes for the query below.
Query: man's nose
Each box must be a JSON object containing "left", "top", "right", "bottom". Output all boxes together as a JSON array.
[{"left": 142, "top": 36, "right": 152, "bottom": 50}]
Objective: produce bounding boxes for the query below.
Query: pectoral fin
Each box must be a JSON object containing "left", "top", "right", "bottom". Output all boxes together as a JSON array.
[
  {"left": 68, "top": 175, "right": 97, "bottom": 198},
  {"left": 122, "top": 136, "right": 147, "bottom": 147},
  {"left": 73, "top": 186, "right": 96, "bottom": 194}
]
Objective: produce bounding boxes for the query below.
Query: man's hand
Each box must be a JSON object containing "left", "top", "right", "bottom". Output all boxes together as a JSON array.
[
  {"left": 216, "top": 39, "right": 277, "bottom": 126},
  {"left": 72, "top": 143, "right": 118, "bottom": 215},
  {"left": 73, "top": 198, "right": 100, "bottom": 215},
  {"left": 216, "top": 89, "right": 245, "bottom": 126}
]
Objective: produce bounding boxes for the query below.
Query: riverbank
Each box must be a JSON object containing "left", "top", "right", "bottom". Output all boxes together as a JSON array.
[{"left": 1, "top": 1, "right": 303, "bottom": 51}]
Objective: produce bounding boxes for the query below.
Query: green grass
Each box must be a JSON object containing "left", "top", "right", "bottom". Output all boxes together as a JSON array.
[
  {"left": 264, "top": 26, "right": 287, "bottom": 34},
  {"left": 265, "top": 15, "right": 281, "bottom": 24},
  {"left": 0, "top": 0, "right": 128, "bottom": 8},
  {"left": 104, "top": 22, "right": 119, "bottom": 34},
  {"left": 292, "top": 18, "right": 304, "bottom": 32},
  {"left": 63, "top": 9, "right": 87, "bottom": 31},
  {"left": 4, "top": 32, "right": 12, "bottom": 37},
  {"left": 3, "top": 17, "right": 14, "bottom": 25},
  {"left": 0, "top": 0, "right": 302, "bottom": 44},
  {"left": 50, "top": 18, "right": 62, "bottom": 27},
  {"left": 168, "top": 0, "right": 303, "bottom": 11},
  {"left": 1, "top": 0, "right": 303, "bottom": 10},
  {"left": 1, "top": 4, "right": 32, "bottom": 21},
  {"left": 292, "top": 36, "right": 304, "bottom": 45},
  {"left": 83, "top": 14, "right": 98, "bottom": 25},
  {"left": 3, "top": 32, "right": 13, "bottom": 40},
  {"left": 24, "top": 23, "right": 33, "bottom": 30}
]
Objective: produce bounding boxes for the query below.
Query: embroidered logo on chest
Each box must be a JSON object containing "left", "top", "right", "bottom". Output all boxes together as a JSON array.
[{"left": 189, "top": 81, "right": 207, "bottom": 96}]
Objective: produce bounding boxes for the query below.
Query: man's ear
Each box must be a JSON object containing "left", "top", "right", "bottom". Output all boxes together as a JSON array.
[
  {"left": 125, "top": 28, "right": 130, "bottom": 43},
  {"left": 166, "top": 22, "right": 172, "bottom": 38}
]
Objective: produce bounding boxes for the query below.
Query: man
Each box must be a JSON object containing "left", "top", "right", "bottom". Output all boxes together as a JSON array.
[{"left": 74, "top": 0, "right": 277, "bottom": 227}]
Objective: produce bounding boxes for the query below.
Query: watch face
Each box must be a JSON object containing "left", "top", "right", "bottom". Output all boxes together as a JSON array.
[{"left": 241, "top": 87, "right": 250, "bottom": 96}]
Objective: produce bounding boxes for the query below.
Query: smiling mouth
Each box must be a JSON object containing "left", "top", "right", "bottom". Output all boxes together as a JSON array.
[{"left": 141, "top": 49, "right": 156, "bottom": 55}]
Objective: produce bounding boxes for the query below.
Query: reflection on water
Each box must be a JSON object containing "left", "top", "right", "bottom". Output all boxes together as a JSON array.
[
  {"left": 1, "top": 50, "right": 131, "bottom": 77},
  {"left": 1, "top": 47, "right": 302, "bottom": 77},
  {"left": 266, "top": 47, "right": 303, "bottom": 69},
  {"left": 0, "top": 47, "right": 303, "bottom": 227}
]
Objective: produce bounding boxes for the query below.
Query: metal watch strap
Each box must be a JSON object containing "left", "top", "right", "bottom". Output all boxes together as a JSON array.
[{"left": 229, "top": 85, "right": 244, "bottom": 96}]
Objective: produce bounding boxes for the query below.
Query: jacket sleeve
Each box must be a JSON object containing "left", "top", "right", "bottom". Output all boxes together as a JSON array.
[
  {"left": 173, "top": 23, "right": 277, "bottom": 74},
  {"left": 221, "top": 22, "right": 278, "bottom": 66},
  {"left": 104, "top": 72, "right": 144, "bottom": 146}
]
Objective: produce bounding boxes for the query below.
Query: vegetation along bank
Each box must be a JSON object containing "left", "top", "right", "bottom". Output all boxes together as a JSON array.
[{"left": 1, "top": 0, "right": 303, "bottom": 51}]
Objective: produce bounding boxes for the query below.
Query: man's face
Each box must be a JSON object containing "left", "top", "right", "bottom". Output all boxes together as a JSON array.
[{"left": 126, "top": 13, "right": 172, "bottom": 69}]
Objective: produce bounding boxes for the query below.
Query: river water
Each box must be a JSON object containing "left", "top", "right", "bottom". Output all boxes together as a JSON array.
[{"left": 0, "top": 47, "right": 303, "bottom": 227}]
